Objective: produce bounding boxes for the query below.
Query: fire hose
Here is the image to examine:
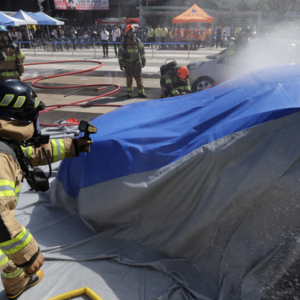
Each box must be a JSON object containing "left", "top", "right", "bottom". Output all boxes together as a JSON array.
[{"left": 22, "top": 60, "right": 122, "bottom": 127}]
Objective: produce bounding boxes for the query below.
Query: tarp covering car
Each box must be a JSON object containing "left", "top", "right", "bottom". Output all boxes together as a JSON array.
[
  {"left": 3, "top": 64, "right": 300, "bottom": 300},
  {"left": 173, "top": 4, "right": 213, "bottom": 24}
]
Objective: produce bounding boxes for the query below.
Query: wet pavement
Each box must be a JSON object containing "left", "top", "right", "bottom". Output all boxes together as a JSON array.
[{"left": 21, "top": 46, "right": 222, "bottom": 125}]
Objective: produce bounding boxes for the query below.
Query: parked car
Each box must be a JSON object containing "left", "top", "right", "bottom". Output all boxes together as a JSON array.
[
  {"left": 187, "top": 39, "right": 300, "bottom": 92},
  {"left": 187, "top": 49, "right": 227, "bottom": 92}
]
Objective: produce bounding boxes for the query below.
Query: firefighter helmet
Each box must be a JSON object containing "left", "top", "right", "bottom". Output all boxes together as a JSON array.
[
  {"left": 177, "top": 66, "right": 189, "bottom": 79},
  {"left": 0, "top": 79, "right": 45, "bottom": 124},
  {"left": 125, "top": 24, "right": 135, "bottom": 35}
]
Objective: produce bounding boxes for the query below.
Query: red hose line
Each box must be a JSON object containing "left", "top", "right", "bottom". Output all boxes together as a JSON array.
[{"left": 22, "top": 60, "right": 122, "bottom": 127}]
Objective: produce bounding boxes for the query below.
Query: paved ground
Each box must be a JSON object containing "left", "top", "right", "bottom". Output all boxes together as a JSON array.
[{"left": 21, "top": 45, "right": 223, "bottom": 125}]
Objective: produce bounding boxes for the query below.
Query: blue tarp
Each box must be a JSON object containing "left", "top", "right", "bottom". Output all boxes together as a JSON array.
[
  {"left": 50, "top": 63, "right": 300, "bottom": 300},
  {"left": 57, "top": 64, "right": 300, "bottom": 199}
]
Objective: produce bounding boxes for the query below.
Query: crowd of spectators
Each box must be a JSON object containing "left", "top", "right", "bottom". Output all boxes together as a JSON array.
[
  {"left": 140, "top": 24, "right": 228, "bottom": 49},
  {"left": 6, "top": 24, "right": 124, "bottom": 41},
  {"left": 6, "top": 27, "right": 33, "bottom": 48},
  {"left": 5, "top": 23, "right": 229, "bottom": 51}
]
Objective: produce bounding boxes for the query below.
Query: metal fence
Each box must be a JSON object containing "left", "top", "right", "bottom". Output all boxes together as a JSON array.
[{"left": 16, "top": 39, "right": 194, "bottom": 59}]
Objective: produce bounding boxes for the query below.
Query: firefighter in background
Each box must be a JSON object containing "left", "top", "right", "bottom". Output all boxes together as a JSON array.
[
  {"left": 118, "top": 24, "right": 147, "bottom": 98},
  {"left": 225, "top": 27, "right": 251, "bottom": 80},
  {"left": 0, "top": 25, "right": 25, "bottom": 81},
  {"left": 161, "top": 66, "right": 191, "bottom": 98},
  {"left": 0, "top": 79, "right": 93, "bottom": 299}
]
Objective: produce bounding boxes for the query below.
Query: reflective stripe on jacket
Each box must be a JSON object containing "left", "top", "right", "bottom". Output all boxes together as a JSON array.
[
  {"left": 118, "top": 36, "right": 146, "bottom": 65},
  {"left": 0, "top": 138, "right": 75, "bottom": 269},
  {"left": 0, "top": 45, "right": 25, "bottom": 80}
]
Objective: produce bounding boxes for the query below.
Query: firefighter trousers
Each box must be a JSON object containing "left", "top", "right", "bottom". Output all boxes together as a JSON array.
[{"left": 124, "top": 63, "right": 145, "bottom": 95}]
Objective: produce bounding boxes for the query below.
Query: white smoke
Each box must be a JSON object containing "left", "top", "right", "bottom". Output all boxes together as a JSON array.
[{"left": 230, "top": 22, "right": 300, "bottom": 80}]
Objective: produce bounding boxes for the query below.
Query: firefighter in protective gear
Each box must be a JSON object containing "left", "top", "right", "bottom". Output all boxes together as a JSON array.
[
  {"left": 0, "top": 79, "right": 93, "bottom": 299},
  {"left": 118, "top": 24, "right": 147, "bottom": 98},
  {"left": 161, "top": 66, "right": 191, "bottom": 98},
  {"left": 225, "top": 27, "right": 251, "bottom": 80},
  {"left": 0, "top": 25, "right": 25, "bottom": 81}
]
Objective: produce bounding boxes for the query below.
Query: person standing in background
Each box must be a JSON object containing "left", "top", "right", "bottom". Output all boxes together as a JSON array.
[
  {"left": 15, "top": 28, "right": 23, "bottom": 44},
  {"left": 161, "top": 26, "right": 168, "bottom": 49},
  {"left": 210, "top": 26, "right": 215, "bottom": 47},
  {"left": 155, "top": 25, "right": 161, "bottom": 48},
  {"left": 112, "top": 25, "right": 120, "bottom": 57},
  {"left": 204, "top": 26, "right": 211, "bottom": 47},
  {"left": 176, "top": 26, "right": 182, "bottom": 44},
  {"left": 191, "top": 28, "right": 198, "bottom": 49},
  {"left": 199, "top": 30, "right": 205, "bottom": 48},
  {"left": 216, "top": 25, "right": 222, "bottom": 48},
  {"left": 58, "top": 26, "right": 64, "bottom": 38},
  {"left": 53, "top": 27, "right": 58, "bottom": 38},
  {"left": 118, "top": 24, "right": 147, "bottom": 98},
  {"left": 10, "top": 28, "right": 17, "bottom": 41},
  {"left": 0, "top": 26, "right": 25, "bottom": 81},
  {"left": 21, "top": 28, "right": 30, "bottom": 49},
  {"left": 147, "top": 25, "right": 155, "bottom": 47},
  {"left": 234, "top": 25, "right": 242, "bottom": 38},
  {"left": 138, "top": 27, "right": 145, "bottom": 42},
  {"left": 169, "top": 27, "right": 175, "bottom": 48},
  {"left": 183, "top": 26, "right": 190, "bottom": 39},
  {"left": 101, "top": 26, "right": 109, "bottom": 58}
]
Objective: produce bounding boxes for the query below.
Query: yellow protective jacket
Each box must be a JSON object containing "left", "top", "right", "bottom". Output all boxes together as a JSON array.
[
  {"left": 162, "top": 28, "right": 168, "bottom": 37},
  {"left": 0, "top": 138, "right": 76, "bottom": 271},
  {"left": 155, "top": 28, "right": 162, "bottom": 37},
  {"left": 0, "top": 45, "right": 25, "bottom": 81},
  {"left": 147, "top": 28, "right": 155, "bottom": 37},
  {"left": 118, "top": 36, "right": 146, "bottom": 66},
  {"left": 162, "top": 69, "right": 191, "bottom": 95}
]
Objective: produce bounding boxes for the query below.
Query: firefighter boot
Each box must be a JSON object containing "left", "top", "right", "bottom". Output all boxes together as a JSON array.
[
  {"left": 138, "top": 93, "right": 147, "bottom": 98},
  {"left": 2, "top": 266, "right": 44, "bottom": 299},
  {"left": 127, "top": 87, "right": 133, "bottom": 98}
]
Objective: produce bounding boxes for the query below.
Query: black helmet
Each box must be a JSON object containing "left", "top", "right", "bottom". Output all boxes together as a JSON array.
[
  {"left": 0, "top": 79, "right": 45, "bottom": 124},
  {"left": 0, "top": 79, "right": 45, "bottom": 139}
]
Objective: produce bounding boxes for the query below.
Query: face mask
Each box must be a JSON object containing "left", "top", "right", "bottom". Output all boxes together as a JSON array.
[{"left": 0, "top": 119, "right": 34, "bottom": 141}]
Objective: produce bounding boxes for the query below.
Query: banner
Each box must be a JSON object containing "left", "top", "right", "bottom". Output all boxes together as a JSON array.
[{"left": 54, "top": 0, "right": 109, "bottom": 10}]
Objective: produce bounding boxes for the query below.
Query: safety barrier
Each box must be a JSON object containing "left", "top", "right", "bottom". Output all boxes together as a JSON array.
[{"left": 13, "top": 40, "right": 208, "bottom": 60}]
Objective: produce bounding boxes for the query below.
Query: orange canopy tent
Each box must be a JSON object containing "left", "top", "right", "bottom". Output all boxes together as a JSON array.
[{"left": 173, "top": 4, "right": 213, "bottom": 24}]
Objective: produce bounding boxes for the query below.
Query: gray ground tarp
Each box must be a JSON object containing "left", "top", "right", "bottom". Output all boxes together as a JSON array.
[{"left": 2, "top": 112, "right": 300, "bottom": 299}]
